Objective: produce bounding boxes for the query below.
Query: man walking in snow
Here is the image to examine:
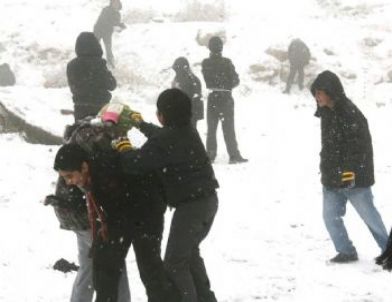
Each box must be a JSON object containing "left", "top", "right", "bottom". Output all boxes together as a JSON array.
[
  {"left": 311, "top": 70, "right": 388, "bottom": 263},
  {"left": 201, "top": 36, "right": 247, "bottom": 164},
  {"left": 94, "top": 0, "right": 126, "bottom": 68},
  {"left": 284, "top": 38, "right": 310, "bottom": 94}
]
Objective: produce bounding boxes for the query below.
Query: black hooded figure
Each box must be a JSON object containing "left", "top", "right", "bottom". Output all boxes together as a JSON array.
[
  {"left": 172, "top": 57, "right": 203, "bottom": 128},
  {"left": 94, "top": 0, "right": 126, "bottom": 67},
  {"left": 311, "top": 70, "right": 388, "bottom": 263},
  {"left": 201, "top": 36, "right": 247, "bottom": 164},
  {"left": 284, "top": 38, "right": 310, "bottom": 94},
  {"left": 66, "top": 32, "right": 117, "bottom": 122}
]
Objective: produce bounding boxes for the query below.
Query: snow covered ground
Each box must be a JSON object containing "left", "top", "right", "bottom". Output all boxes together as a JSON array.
[{"left": 1, "top": 0, "right": 392, "bottom": 301}]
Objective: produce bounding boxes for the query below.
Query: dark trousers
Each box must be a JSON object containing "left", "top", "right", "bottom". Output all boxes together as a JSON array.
[
  {"left": 206, "top": 92, "right": 240, "bottom": 160},
  {"left": 93, "top": 225, "right": 132, "bottom": 302},
  {"left": 285, "top": 63, "right": 305, "bottom": 92},
  {"left": 164, "top": 194, "right": 218, "bottom": 302},
  {"left": 93, "top": 220, "right": 180, "bottom": 302}
]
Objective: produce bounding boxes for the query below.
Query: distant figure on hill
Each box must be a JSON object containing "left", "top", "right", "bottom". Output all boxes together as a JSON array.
[
  {"left": 172, "top": 57, "right": 204, "bottom": 128},
  {"left": 67, "top": 32, "right": 116, "bottom": 122},
  {"left": 201, "top": 36, "right": 248, "bottom": 164},
  {"left": 284, "top": 38, "right": 310, "bottom": 94},
  {"left": 0, "top": 63, "right": 16, "bottom": 86},
  {"left": 94, "top": 0, "right": 126, "bottom": 68}
]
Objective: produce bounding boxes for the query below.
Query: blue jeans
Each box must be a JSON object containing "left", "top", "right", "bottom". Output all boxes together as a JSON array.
[
  {"left": 70, "top": 230, "right": 131, "bottom": 302},
  {"left": 322, "top": 186, "right": 388, "bottom": 255}
]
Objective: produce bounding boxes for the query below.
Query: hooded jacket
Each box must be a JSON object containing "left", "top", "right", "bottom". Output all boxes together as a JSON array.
[
  {"left": 311, "top": 70, "right": 374, "bottom": 188},
  {"left": 172, "top": 57, "right": 203, "bottom": 120},
  {"left": 66, "top": 32, "right": 116, "bottom": 106}
]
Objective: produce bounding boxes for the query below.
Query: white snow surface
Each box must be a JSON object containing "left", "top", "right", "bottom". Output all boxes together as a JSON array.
[{"left": 1, "top": 0, "right": 392, "bottom": 301}]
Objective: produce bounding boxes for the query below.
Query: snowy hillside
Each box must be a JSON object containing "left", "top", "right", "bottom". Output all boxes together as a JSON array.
[{"left": 1, "top": 0, "right": 392, "bottom": 301}]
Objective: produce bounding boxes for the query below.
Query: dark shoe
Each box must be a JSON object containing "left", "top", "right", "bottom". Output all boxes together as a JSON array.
[
  {"left": 207, "top": 153, "right": 216, "bottom": 163},
  {"left": 229, "top": 156, "right": 248, "bottom": 164},
  {"left": 329, "top": 252, "right": 358, "bottom": 263}
]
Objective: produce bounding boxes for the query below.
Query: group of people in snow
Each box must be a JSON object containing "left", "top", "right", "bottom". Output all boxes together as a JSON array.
[
  {"left": 47, "top": 2, "right": 231, "bottom": 299},
  {"left": 49, "top": 88, "right": 220, "bottom": 302},
  {"left": 43, "top": 1, "right": 392, "bottom": 302}
]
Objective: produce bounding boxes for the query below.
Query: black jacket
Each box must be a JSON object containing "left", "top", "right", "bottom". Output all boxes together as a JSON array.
[
  {"left": 201, "top": 53, "right": 239, "bottom": 91},
  {"left": 288, "top": 39, "right": 310, "bottom": 67},
  {"left": 66, "top": 32, "right": 116, "bottom": 106},
  {"left": 120, "top": 122, "right": 219, "bottom": 207},
  {"left": 94, "top": 6, "right": 122, "bottom": 37},
  {"left": 49, "top": 177, "right": 90, "bottom": 231},
  {"left": 172, "top": 70, "right": 203, "bottom": 120},
  {"left": 312, "top": 70, "right": 374, "bottom": 188}
]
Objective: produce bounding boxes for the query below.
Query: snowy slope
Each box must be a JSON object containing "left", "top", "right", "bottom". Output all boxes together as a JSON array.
[{"left": 1, "top": 0, "right": 392, "bottom": 301}]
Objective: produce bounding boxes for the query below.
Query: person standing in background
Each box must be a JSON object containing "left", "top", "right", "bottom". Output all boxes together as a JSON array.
[
  {"left": 284, "top": 38, "right": 310, "bottom": 94},
  {"left": 67, "top": 32, "right": 116, "bottom": 122},
  {"left": 201, "top": 36, "right": 247, "bottom": 164},
  {"left": 94, "top": 0, "right": 126, "bottom": 68},
  {"left": 172, "top": 56, "right": 204, "bottom": 129}
]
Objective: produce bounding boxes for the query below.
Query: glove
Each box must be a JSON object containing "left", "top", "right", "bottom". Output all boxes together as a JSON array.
[
  {"left": 53, "top": 258, "right": 79, "bottom": 273},
  {"left": 129, "top": 111, "right": 143, "bottom": 128},
  {"left": 44, "top": 195, "right": 60, "bottom": 206},
  {"left": 341, "top": 171, "right": 355, "bottom": 188},
  {"left": 111, "top": 137, "right": 133, "bottom": 152}
]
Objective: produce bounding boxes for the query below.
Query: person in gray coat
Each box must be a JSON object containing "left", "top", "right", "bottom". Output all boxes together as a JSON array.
[{"left": 94, "top": 0, "right": 126, "bottom": 67}]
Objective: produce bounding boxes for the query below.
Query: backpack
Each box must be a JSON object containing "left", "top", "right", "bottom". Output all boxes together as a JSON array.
[{"left": 48, "top": 119, "right": 120, "bottom": 231}]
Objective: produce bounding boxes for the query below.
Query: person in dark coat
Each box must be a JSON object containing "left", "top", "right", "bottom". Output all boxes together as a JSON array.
[
  {"left": 201, "top": 36, "right": 247, "bottom": 164},
  {"left": 45, "top": 177, "right": 131, "bottom": 302},
  {"left": 46, "top": 120, "right": 132, "bottom": 302},
  {"left": 114, "top": 88, "right": 220, "bottom": 302},
  {"left": 311, "top": 70, "right": 388, "bottom": 263},
  {"left": 172, "top": 57, "right": 204, "bottom": 128},
  {"left": 67, "top": 32, "right": 117, "bottom": 122},
  {"left": 284, "top": 38, "right": 310, "bottom": 94},
  {"left": 0, "top": 63, "right": 16, "bottom": 86},
  {"left": 94, "top": 0, "right": 126, "bottom": 67},
  {"left": 54, "top": 129, "right": 180, "bottom": 302}
]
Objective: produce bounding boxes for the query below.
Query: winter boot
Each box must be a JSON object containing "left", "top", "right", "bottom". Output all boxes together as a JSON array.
[
  {"left": 329, "top": 252, "right": 358, "bottom": 263},
  {"left": 229, "top": 155, "right": 248, "bottom": 164}
]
